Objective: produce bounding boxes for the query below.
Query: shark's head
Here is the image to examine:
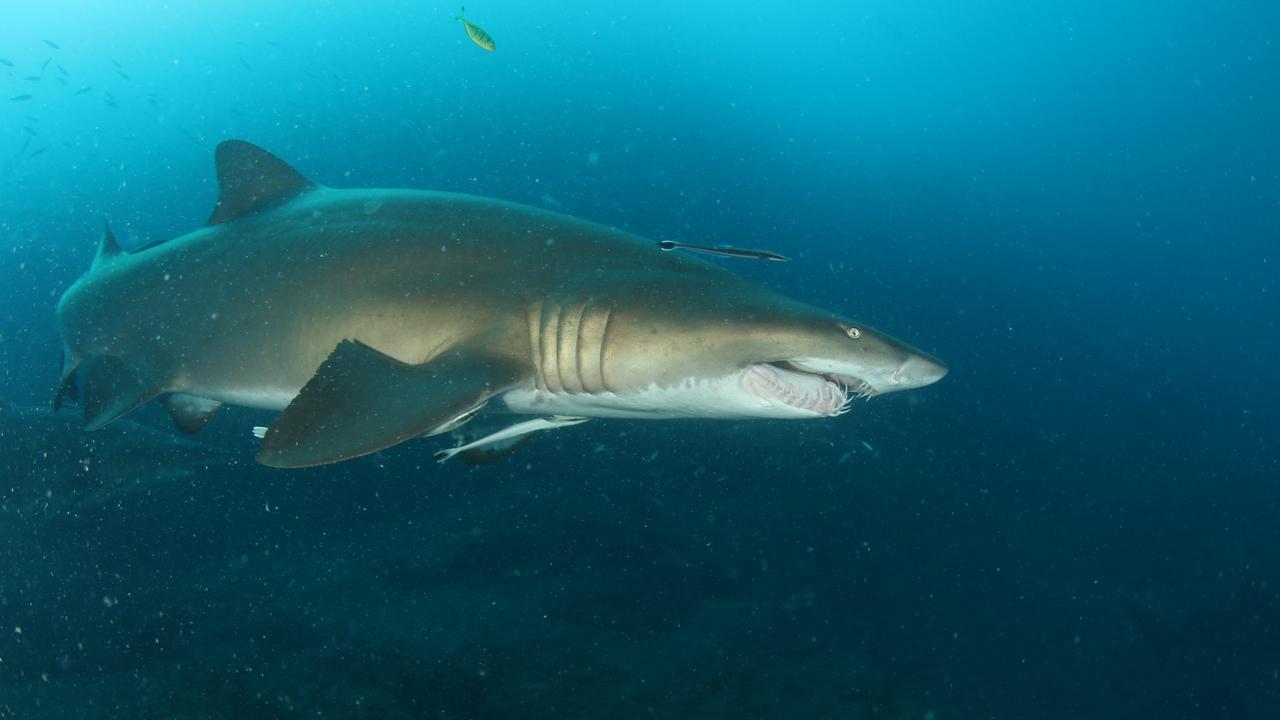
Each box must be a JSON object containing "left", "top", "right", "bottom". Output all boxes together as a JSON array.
[
  {"left": 511, "top": 281, "right": 947, "bottom": 421},
  {"left": 676, "top": 298, "right": 948, "bottom": 418},
  {"left": 767, "top": 314, "right": 949, "bottom": 400}
]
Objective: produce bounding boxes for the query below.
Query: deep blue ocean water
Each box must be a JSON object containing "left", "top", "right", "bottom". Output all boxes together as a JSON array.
[{"left": 1, "top": 2, "right": 1277, "bottom": 717}]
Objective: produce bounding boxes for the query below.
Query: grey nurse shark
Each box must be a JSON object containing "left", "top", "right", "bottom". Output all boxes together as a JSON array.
[{"left": 54, "top": 140, "right": 946, "bottom": 468}]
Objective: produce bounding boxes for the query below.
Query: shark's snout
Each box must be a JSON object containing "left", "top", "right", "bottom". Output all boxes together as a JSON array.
[
  {"left": 891, "top": 353, "right": 948, "bottom": 390},
  {"left": 785, "top": 330, "right": 947, "bottom": 399}
]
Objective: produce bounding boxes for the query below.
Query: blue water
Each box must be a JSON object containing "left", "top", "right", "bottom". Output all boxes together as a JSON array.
[{"left": 2, "top": 2, "right": 1277, "bottom": 717}]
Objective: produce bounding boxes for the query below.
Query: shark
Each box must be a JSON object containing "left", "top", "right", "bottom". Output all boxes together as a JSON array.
[{"left": 54, "top": 140, "right": 947, "bottom": 468}]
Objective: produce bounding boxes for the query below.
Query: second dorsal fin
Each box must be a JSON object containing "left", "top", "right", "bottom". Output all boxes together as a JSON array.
[
  {"left": 91, "top": 219, "right": 124, "bottom": 270},
  {"left": 207, "top": 140, "right": 317, "bottom": 225}
]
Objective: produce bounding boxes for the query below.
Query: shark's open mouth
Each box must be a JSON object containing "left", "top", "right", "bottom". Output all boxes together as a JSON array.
[{"left": 742, "top": 363, "right": 861, "bottom": 417}]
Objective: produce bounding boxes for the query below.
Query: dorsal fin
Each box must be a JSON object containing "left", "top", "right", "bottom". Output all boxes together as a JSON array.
[
  {"left": 91, "top": 219, "right": 124, "bottom": 270},
  {"left": 207, "top": 140, "right": 317, "bottom": 226}
]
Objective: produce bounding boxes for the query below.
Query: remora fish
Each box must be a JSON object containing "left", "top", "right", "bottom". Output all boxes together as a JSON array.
[
  {"left": 657, "top": 240, "right": 790, "bottom": 262},
  {"left": 434, "top": 415, "right": 589, "bottom": 464},
  {"left": 54, "top": 140, "right": 946, "bottom": 468}
]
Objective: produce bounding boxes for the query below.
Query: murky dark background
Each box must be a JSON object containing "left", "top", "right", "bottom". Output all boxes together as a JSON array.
[{"left": 2, "top": 2, "right": 1277, "bottom": 717}]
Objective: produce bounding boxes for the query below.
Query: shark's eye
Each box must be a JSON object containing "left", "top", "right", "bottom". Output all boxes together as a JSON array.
[{"left": 846, "top": 326, "right": 862, "bottom": 339}]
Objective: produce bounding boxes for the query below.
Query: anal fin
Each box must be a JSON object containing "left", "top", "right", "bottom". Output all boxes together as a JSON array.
[{"left": 257, "top": 339, "right": 526, "bottom": 468}]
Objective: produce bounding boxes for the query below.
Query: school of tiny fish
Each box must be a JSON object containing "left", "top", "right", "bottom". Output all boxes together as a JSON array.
[{"left": 2, "top": 9, "right": 496, "bottom": 169}]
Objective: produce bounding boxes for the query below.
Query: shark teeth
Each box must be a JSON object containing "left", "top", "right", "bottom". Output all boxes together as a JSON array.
[{"left": 742, "top": 364, "right": 850, "bottom": 417}]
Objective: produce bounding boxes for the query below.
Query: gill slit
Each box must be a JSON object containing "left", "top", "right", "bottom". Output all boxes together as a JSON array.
[
  {"left": 574, "top": 297, "right": 594, "bottom": 394},
  {"left": 597, "top": 305, "right": 615, "bottom": 393}
]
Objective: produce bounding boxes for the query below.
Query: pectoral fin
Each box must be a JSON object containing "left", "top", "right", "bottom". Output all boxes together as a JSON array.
[{"left": 257, "top": 339, "right": 525, "bottom": 468}]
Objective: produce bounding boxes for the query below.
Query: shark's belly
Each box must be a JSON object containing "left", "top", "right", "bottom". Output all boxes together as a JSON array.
[{"left": 499, "top": 374, "right": 831, "bottom": 421}]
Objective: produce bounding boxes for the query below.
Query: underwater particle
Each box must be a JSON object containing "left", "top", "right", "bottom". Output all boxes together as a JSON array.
[
  {"left": 457, "top": 7, "right": 496, "bottom": 52},
  {"left": 587, "top": 150, "right": 600, "bottom": 165}
]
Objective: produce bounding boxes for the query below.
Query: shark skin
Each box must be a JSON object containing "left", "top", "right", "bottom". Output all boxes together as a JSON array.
[{"left": 54, "top": 140, "right": 947, "bottom": 467}]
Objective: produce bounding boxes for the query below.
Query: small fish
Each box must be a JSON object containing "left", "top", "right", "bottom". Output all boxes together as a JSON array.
[
  {"left": 656, "top": 240, "right": 790, "bottom": 262},
  {"left": 43, "top": 39, "right": 60, "bottom": 50},
  {"left": 24, "top": 75, "right": 41, "bottom": 81},
  {"left": 265, "top": 39, "right": 284, "bottom": 48},
  {"left": 41, "top": 58, "right": 51, "bottom": 71},
  {"left": 22, "top": 126, "right": 37, "bottom": 135},
  {"left": 9, "top": 94, "right": 33, "bottom": 102},
  {"left": 104, "top": 99, "right": 118, "bottom": 108},
  {"left": 72, "top": 85, "right": 92, "bottom": 96},
  {"left": 111, "top": 59, "right": 123, "bottom": 69},
  {"left": 434, "top": 416, "right": 589, "bottom": 464},
  {"left": 57, "top": 63, "right": 68, "bottom": 75},
  {"left": 116, "top": 70, "right": 131, "bottom": 81},
  {"left": 29, "top": 147, "right": 48, "bottom": 158},
  {"left": 239, "top": 56, "right": 252, "bottom": 71},
  {"left": 0, "top": 58, "right": 15, "bottom": 67},
  {"left": 56, "top": 77, "right": 67, "bottom": 86},
  {"left": 456, "top": 7, "right": 496, "bottom": 52}
]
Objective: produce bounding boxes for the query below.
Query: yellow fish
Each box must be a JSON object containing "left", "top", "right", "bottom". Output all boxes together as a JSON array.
[{"left": 457, "top": 7, "right": 495, "bottom": 52}]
